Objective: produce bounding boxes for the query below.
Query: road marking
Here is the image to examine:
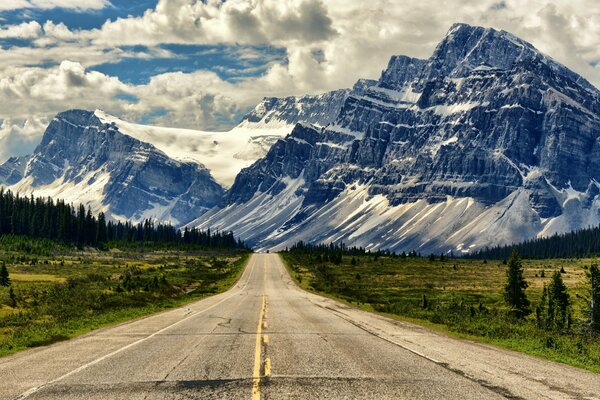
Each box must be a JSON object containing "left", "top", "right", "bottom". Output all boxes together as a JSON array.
[
  {"left": 252, "top": 295, "right": 266, "bottom": 400},
  {"left": 263, "top": 335, "right": 269, "bottom": 345},
  {"left": 264, "top": 357, "right": 271, "bottom": 377},
  {"left": 262, "top": 321, "right": 268, "bottom": 330},
  {"left": 16, "top": 255, "right": 260, "bottom": 400}
]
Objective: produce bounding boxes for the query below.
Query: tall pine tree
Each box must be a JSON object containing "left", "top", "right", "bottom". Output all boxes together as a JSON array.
[
  {"left": 547, "top": 271, "right": 571, "bottom": 331},
  {"left": 504, "top": 249, "right": 530, "bottom": 317}
]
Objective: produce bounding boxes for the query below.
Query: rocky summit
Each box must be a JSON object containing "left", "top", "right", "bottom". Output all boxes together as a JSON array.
[
  {"left": 0, "top": 110, "right": 224, "bottom": 225},
  {"left": 191, "top": 23, "right": 600, "bottom": 254}
]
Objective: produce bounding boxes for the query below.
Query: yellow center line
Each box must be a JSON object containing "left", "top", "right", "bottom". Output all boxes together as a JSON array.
[{"left": 252, "top": 295, "right": 266, "bottom": 400}]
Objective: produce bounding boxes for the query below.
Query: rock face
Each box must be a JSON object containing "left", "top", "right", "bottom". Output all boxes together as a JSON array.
[
  {"left": 0, "top": 110, "right": 224, "bottom": 225},
  {"left": 239, "top": 89, "right": 351, "bottom": 128},
  {"left": 192, "top": 23, "right": 600, "bottom": 254}
]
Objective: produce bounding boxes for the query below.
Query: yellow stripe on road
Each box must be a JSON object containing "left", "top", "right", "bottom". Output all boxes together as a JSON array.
[{"left": 252, "top": 295, "right": 266, "bottom": 400}]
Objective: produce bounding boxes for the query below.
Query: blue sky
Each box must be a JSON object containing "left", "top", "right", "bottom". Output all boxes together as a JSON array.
[
  {"left": 1, "top": 0, "right": 157, "bottom": 29},
  {"left": 0, "top": 0, "right": 598, "bottom": 164}
]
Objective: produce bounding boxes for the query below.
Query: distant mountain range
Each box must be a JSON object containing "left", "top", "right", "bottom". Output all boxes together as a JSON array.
[
  {"left": 3, "top": 23, "right": 600, "bottom": 254},
  {"left": 0, "top": 91, "right": 348, "bottom": 225}
]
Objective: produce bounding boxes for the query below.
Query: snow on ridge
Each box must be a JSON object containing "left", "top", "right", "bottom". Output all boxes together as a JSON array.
[{"left": 94, "top": 110, "right": 292, "bottom": 187}]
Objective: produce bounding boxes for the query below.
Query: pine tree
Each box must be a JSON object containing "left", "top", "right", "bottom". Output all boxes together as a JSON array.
[
  {"left": 96, "top": 212, "right": 108, "bottom": 244},
  {"left": 503, "top": 249, "right": 530, "bottom": 317},
  {"left": 0, "top": 262, "right": 10, "bottom": 287},
  {"left": 589, "top": 264, "right": 600, "bottom": 333},
  {"left": 547, "top": 271, "right": 571, "bottom": 331}
]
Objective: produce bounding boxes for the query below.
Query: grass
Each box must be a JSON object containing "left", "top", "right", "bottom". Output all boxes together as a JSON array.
[
  {"left": 10, "top": 273, "right": 65, "bottom": 282},
  {"left": 0, "top": 241, "right": 250, "bottom": 358},
  {"left": 281, "top": 252, "right": 600, "bottom": 373}
]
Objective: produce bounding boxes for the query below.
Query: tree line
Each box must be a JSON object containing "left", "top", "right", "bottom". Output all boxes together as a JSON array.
[
  {"left": 468, "top": 224, "right": 600, "bottom": 259},
  {"left": 0, "top": 189, "right": 246, "bottom": 249}
]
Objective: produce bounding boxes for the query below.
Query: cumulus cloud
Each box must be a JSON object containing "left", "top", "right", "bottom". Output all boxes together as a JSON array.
[
  {"left": 91, "top": 0, "right": 336, "bottom": 46},
  {"left": 0, "top": 0, "right": 110, "bottom": 11},
  {"left": 0, "top": 117, "right": 47, "bottom": 163},
  {"left": 0, "top": 21, "right": 41, "bottom": 39}
]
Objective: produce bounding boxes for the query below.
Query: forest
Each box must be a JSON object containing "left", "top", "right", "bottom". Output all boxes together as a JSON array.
[
  {"left": 468, "top": 224, "right": 600, "bottom": 260},
  {"left": 0, "top": 189, "right": 245, "bottom": 249}
]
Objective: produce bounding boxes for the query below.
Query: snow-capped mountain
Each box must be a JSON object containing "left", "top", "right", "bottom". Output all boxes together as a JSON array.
[
  {"left": 191, "top": 23, "right": 600, "bottom": 254},
  {"left": 0, "top": 90, "right": 347, "bottom": 225},
  {"left": 0, "top": 110, "right": 224, "bottom": 225}
]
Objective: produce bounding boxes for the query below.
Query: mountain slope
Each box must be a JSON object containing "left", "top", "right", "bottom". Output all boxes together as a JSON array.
[{"left": 192, "top": 23, "right": 600, "bottom": 254}]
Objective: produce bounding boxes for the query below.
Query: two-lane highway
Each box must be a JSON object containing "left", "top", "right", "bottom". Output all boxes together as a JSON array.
[{"left": 1, "top": 254, "right": 598, "bottom": 399}]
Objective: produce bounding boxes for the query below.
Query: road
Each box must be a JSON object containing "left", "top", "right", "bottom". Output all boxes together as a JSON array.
[{"left": 0, "top": 254, "right": 598, "bottom": 399}]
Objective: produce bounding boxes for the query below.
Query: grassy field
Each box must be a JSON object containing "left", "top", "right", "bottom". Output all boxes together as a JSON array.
[
  {"left": 0, "top": 238, "right": 249, "bottom": 357},
  {"left": 282, "top": 252, "right": 600, "bottom": 373}
]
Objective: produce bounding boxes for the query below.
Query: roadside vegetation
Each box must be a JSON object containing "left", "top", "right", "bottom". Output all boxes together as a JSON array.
[
  {"left": 0, "top": 236, "right": 249, "bottom": 357},
  {"left": 281, "top": 244, "right": 600, "bottom": 373}
]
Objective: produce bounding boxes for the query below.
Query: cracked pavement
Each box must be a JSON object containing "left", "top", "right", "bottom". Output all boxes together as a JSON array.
[{"left": 0, "top": 254, "right": 598, "bottom": 399}]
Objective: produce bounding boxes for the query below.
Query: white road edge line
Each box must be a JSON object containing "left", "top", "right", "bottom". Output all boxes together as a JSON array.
[{"left": 15, "top": 256, "right": 258, "bottom": 400}]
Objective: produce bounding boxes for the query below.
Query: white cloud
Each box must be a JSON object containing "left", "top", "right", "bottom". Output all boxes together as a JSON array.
[
  {"left": 0, "top": 0, "right": 110, "bottom": 11},
  {"left": 0, "top": 117, "right": 47, "bottom": 163},
  {"left": 90, "top": 0, "right": 336, "bottom": 46},
  {"left": 0, "top": 21, "right": 41, "bottom": 39}
]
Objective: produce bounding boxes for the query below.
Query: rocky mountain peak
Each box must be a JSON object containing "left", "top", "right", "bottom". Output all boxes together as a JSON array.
[{"left": 193, "top": 23, "right": 600, "bottom": 255}]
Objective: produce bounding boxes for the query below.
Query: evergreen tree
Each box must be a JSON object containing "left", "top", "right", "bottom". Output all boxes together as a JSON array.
[
  {"left": 503, "top": 249, "right": 530, "bottom": 317},
  {"left": 590, "top": 264, "right": 600, "bottom": 333},
  {"left": 0, "top": 262, "right": 10, "bottom": 287},
  {"left": 546, "top": 271, "right": 571, "bottom": 331},
  {"left": 96, "top": 212, "right": 107, "bottom": 244}
]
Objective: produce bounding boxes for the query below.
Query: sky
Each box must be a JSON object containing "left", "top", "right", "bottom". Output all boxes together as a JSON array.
[{"left": 0, "top": 0, "right": 600, "bottom": 163}]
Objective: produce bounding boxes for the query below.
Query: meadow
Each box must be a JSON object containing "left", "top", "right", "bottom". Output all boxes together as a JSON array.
[
  {"left": 0, "top": 236, "right": 248, "bottom": 357},
  {"left": 282, "top": 252, "right": 600, "bottom": 373}
]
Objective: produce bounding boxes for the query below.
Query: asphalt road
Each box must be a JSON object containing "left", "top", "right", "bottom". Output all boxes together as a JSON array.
[{"left": 0, "top": 254, "right": 598, "bottom": 400}]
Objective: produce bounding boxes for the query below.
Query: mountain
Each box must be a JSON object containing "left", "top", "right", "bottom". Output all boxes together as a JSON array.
[
  {"left": 0, "top": 110, "right": 224, "bottom": 225},
  {"left": 0, "top": 91, "right": 348, "bottom": 225},
  {"left": 191, "top": 23, "right": 600, "bottom": 254}
]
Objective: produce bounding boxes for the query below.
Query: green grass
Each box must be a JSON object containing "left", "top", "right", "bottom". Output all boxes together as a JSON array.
[
  {"left": 281, "top": 253, "right": 600, "bottom": 373},
  {"left": 0, "top": 243, "right": 250, "bottom": 358}
]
